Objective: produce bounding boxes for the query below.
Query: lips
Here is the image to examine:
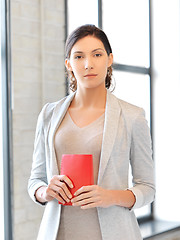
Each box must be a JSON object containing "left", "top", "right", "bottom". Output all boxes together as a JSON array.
[{"left": 84, "top": 74, "right": 97, "bottom": 77}]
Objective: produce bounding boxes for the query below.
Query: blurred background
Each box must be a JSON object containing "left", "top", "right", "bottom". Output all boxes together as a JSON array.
[{"left": 1, "top": 0, "right": 180, "bottom": 239}]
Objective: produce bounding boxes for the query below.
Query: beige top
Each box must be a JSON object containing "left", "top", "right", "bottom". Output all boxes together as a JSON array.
[{"left": 54, "top": 111, "right": 105, "bottom": 240}]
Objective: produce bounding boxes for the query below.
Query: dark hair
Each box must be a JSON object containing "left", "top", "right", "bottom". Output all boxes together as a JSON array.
[{"left": 65, "top": 24, "right": 113, "bottom": 91}]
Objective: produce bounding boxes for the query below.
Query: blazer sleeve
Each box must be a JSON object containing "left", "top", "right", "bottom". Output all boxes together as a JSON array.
[
  {"left": 28, "top": 103, "right": 49, "bottom": 206},
  {"left": 128, "top": 108, "right": 155, "bottom": 210}
]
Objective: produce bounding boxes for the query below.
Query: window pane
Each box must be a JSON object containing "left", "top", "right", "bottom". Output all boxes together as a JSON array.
[
  {"left": 103, "top": 0, "right": 150, "bottom": 67},
  {"left": 68, "top": 0, "right": 98, "bottom": 34},
  {"left": 113, "top": 71, "right": 151, "bottom": 125}
]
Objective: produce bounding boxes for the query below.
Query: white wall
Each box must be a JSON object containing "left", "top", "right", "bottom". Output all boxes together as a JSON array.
[
  {"left": 152, "top": 0, "right": 180, "bottom": 221},
  {"left": 11, "top": 0, "right": 66, "bottom": 239}
]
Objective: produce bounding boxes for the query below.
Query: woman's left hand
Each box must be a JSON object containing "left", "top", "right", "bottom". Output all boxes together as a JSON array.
[{"left": 71, "top": 185, "right": 114, "bottom": 209}]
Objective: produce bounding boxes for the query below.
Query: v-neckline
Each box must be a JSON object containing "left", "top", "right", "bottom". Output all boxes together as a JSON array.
[{"left": 67, "top": 111, "right": 105, "bottom": 129}]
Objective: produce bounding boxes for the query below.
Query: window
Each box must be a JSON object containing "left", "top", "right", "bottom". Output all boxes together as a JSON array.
[
  {"left": 66, "top": 0, "right": 152, "bottom": 220},
  {"left": 67, "top": 0, "right": 98, "bottom": 34}
]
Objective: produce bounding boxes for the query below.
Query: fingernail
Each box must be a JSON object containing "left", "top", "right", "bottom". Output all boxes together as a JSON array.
[
  {"left": 69, "top": 195, "right": 72, "bottom": 199},
  {"left": 70, "top": 184, "right": 73, "bottom": 188}
]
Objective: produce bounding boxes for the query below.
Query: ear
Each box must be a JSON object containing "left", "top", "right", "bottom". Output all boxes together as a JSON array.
[
  {"left": 65, "top": 59, "right": 72, "bottom": 72},
  {"left": 108, "top": 53, "right": 113, "bottom": 67}
]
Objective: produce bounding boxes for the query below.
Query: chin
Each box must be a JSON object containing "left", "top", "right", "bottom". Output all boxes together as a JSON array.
[{"left": 85, "top": 81, "right": 105, "bottom": 89}]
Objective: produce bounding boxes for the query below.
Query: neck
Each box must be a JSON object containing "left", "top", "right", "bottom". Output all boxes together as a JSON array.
[{"left": 72, "top": 86, "right": 107, "bottom": 109}]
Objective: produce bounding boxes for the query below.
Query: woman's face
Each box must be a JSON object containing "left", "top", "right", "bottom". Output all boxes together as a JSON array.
[{"left": 65, "top": 36, "right": 113, "bottom": 91}]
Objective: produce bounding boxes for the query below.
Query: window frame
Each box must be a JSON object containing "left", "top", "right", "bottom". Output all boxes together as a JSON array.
[{"left": 1, "top": 0, "right": 13, "bottom": 239}]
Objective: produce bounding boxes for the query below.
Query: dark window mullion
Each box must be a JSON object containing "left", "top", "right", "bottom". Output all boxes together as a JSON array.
[
  {"left": 98, "top": 0, "right": 103, "bottom": 29},
  {"left": 1, "top": 0, "right": 13, "bottom": 239},
  {"left": 113, "top": 63, "right": 150, "bottom": 75},
  {"left": 149, "top": 0, "right": 154, "bottom": 220}
]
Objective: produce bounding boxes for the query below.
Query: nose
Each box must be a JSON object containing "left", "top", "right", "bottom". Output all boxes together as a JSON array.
[{"left": 84, "top": 57, "right": 94, "bottom": 70}]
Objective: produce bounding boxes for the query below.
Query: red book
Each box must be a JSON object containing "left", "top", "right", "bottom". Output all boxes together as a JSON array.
[{"left": 59, "top": 154, "right": 94, "bottom": 205}]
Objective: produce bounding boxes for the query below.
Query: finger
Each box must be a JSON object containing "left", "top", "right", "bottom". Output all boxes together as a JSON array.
[
  {"left": 74, "top": 185, "right": 95, "bottom": 196},
  {"left": 51, "top": 178, "right": 73, "bottom": 200},
  {"left": 55, "top": 193, "right": 66, "bottom": 204},
  {"left": 46, "top": 188, "right": 65, "bottom": 204},
  {"left": 52, "top": 180, "right": 72, "bottom": 196},
  {"left": 71, "top": 191, "right": 94, "bottom": 204},
  {"left": 72, "top": 197, "right": 99, "bottom": 207},
  {"left": 50, "top": 182, "right": 72, "bottom": 202},
  {"left": 81, "top": 201, "right": 100, "bottom": 210},
  {"left": 58, "top": 184, "right": 72, "bottom": 202},
  {"left": 59, "top": 181, "right": 73, "bottom": 200},
  {"left": 48, "top": 181, "right": 72, "bottom": 202},
  {"left": 72, "top": 198, "right": 92, "bottom": 207},
  {"left": 59, "top": 175, "right": 74, "bottom": 188}
]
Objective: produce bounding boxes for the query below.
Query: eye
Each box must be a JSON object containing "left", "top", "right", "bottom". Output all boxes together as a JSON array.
[
  {"left": 94, "top": 53, "right": 102, "bottom": 57},
  {"left": 75, "top": 55, "right": 83, "bottom": 59}
]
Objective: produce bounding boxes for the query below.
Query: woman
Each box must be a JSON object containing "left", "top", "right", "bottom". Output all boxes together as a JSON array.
[{"left": 28, "top": 24, "right": 155, "bottom": 240}]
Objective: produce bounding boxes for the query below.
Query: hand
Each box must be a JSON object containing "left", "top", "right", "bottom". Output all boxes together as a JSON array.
[
  {"left": 37, "top": 175, "right": 74, "bottom": 204},
  {"left": 71, "top": 185, "right": 114, "bottom": 209}
]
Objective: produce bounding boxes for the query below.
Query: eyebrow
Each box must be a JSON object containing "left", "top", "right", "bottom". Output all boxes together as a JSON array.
[
  {"left": 92, "top": 48, "right": 105, "bottom": 52},
  {"left": 72, "top": 48, "right": 105, "bottom": 55}
]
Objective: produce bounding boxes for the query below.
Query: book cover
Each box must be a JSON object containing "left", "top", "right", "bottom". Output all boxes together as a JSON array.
[{"left": 59, "top": 154, "right": 94, "bottom": 205}]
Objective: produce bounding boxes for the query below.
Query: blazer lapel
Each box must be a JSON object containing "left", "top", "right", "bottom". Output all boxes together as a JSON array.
[
  {"left": 48, "top": 92, "right": 76, "bottom": 175},
  {"left": 97, "top": 91, "right": 121, "bottom": 184},
  {"left": 50, "top": 93, "right": 75, "bottom": 137}
]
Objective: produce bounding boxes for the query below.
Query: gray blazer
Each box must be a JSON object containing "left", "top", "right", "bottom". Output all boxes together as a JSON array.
[{"left": 28, "top": 90, "right": 155, "bottom": 240}]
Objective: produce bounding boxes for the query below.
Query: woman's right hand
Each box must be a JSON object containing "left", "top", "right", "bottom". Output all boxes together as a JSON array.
[{"left": 35, "top": 175, "right": 74, "bottom": 204}]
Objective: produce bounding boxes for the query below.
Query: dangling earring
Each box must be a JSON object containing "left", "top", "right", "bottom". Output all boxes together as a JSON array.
[
  {"left": 107, "top": 66, "right": 112, "bottom": 78},
  {"left": 69, "top": 71, "right": 77, "bottom": 92},
  {"left": 69, "top": 71, "right": 75, "bottom": 81},
  {"left": 106, "top": 66, "right": 115, "bottom": 91}
]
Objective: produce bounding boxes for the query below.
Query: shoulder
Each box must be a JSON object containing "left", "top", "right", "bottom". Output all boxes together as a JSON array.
[
  {"left": 119, "top": 99, "right": 147, "bottom": 133},
  {"left": 108, "top": 92, "right": 148, "bottom": 134},
  {"left": 38, "top": 94, "right": 73, "bottom": 124},
  {"left": 119, "top": 98, "right": 144, "bottom": 119},
  {"left": 108, "top": 91, "right": 145, "bottom": 120},
  {"left": 109, "top": 93, "right": 150, "bottom": 137},
  {"left": 41, "top": 97, "right": 66, "bottom": 118}
]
